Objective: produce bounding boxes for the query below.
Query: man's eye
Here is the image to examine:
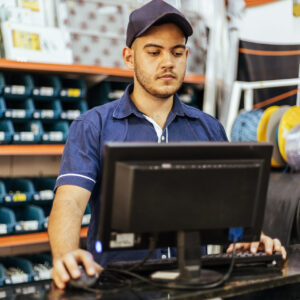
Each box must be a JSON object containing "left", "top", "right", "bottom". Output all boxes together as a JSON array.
[
  {"left": 148, "top": 51, "right": 160, "bottom": 56},
  {"left": 173, "top": 52, "right": 184, "bottom": 57}
]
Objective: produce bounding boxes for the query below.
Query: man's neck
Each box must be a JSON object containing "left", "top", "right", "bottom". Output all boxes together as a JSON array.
[{"left": 130, "top": 83, "right": 174, "bottom": 129}]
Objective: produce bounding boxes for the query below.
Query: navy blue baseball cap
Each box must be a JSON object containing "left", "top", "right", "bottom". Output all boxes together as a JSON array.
[{"left": 126, "top": 0, "right": 193, "bottom": 47}]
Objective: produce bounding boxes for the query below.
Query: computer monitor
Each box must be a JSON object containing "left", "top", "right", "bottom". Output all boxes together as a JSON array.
[{"left": 96, "top": 142, "right": 272, "bottom": 284}]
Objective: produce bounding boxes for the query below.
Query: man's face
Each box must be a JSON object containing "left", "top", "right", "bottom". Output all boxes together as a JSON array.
[{"left": 131, "top": 23, "right": 188, "bottom": 99}]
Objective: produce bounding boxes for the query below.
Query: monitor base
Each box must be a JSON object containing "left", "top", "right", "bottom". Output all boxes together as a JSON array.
[{"left": 151, "top": 268, "right": 224, "bottom": 286}]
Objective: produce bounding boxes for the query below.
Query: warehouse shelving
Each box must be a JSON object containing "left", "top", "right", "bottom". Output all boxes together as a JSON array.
[{"left": 0, "top": 57, "right": 205, "bottom": 257}]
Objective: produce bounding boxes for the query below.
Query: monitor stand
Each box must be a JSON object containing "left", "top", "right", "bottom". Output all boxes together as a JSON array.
[
  {"left": 176, "top": 231, "right": 223, "bottom": 285},
  {"left": 151, "top": 231, "right": 223, "bottom": 286}
]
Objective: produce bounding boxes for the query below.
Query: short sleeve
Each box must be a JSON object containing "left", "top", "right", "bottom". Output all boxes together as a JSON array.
[{"left": 55, "top": 118, "right": 101, "bottom": 192}]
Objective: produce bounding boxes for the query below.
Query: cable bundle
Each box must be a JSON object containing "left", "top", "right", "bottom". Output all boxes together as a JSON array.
[{"left": 231, "top": 109, "right": 264, "bottom": 142}]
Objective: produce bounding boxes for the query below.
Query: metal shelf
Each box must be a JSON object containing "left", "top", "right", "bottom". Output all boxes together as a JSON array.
[
  {"left": 0, "top": 227, "right": 88, "bottom": 256},
  {"left": 0, "top": 145, "right": 64, "bottom": 156},
  {"left": 0, "top": 58, "right": 205, "bottom": 84}
]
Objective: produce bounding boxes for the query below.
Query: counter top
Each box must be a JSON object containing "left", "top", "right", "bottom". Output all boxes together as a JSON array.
[{"left": 2, "top": 245, "right": 300, "bottom": 300}]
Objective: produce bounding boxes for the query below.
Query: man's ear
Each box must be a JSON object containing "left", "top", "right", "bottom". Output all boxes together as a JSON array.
[
  {"left": 185, "top": 47, "right": 189, "bottom": 59},
  {"left": 122, "top": 46, "right": 134, "bottom": 70}
]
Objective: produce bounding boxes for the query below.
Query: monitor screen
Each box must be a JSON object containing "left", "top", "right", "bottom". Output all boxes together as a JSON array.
[{"left": 96, "top": 142, "right": 272, "bottom": 253}]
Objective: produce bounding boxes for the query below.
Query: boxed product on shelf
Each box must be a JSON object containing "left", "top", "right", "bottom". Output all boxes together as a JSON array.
[
  {"left": 4, "top": 98, "right": 34, "bottom": 119},
  {"left": 41, "top": 121, "right": 69, "bottom": 144},
  {"left": 57, "top": 1, "right": 128, "bottom": 35},
  {"left": 0, "top": 120, "right": 14, "bottom": 144},
  {"left": 1, "top": 21, "right": 73, "bottom": 64},
  {"left": 70, "top": 33, "right": 126, "bottom": 68},
  {"left": 56, "top": 0, "right": 128, "bottom": 67},
  {"left": 14, "top": 205, "right": 46, "bottom": 232},
  {"left": 31, "top": 75, "right": 62, "bottom": 100},
  {"left": 12, "top": 120, "right": 42, "bottom": 144},
  {"left": 60, "top": 99, "right": 88, "bottom": 120},
  {"left": 59, "top": 78, "right": 86, "bottom": 100},
  {"left": 32, "top": 178, "right": 55, "bottom": 202},
  {"left": 2, "top": 73, "right": 33, "bottom": 99},
  {"left": 3, "top": 178, "right": 35, "bottom": 203},
  {"left": 0, "top": 207, "right": 16, "bottom": 236},
  {"left": 0, "top": 257, "right": 34, "bottom": 285},
  {"left": 32, "top": 99, "right": 62, "bottom": 120}
]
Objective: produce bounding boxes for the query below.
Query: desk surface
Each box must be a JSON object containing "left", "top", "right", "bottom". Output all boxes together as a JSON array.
[{"left": 2, "top": 246, "right": 300, "bottom": 300}]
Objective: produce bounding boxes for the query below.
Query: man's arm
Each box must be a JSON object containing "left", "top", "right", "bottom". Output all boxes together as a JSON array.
[{"left": 48, "top": 185, "right": 102, "bottom": 289}]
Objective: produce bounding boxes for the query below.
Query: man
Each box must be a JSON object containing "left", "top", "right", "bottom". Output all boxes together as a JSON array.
[{"left": 48, "top": 0, "right": 286, "bottom": 289}]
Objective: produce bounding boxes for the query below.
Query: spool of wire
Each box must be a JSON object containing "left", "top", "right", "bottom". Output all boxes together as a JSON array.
[
  {"left": 231, "top": 109, "right": 264, "bottom": 142},
  {"left": 257, "top": 106, "right": 279, "bottom": 142},
  {"left": 285, "top": 124, "right": 300, "bottom": 171},
  {"left": 278, "top": 106, "right": 300, "bottom": 162},
  {"left": 266, "top": 105, "right": 290, "bottom": 167}
]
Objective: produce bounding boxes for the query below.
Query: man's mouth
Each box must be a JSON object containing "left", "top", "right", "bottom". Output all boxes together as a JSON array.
[{"left": 158, "top": 74, "right": 176, "bottom": 79}]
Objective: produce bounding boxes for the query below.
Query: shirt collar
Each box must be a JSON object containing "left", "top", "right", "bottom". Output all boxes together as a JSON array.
[{"left": 113, "top": 83, "right": 197, "bottom": 119}]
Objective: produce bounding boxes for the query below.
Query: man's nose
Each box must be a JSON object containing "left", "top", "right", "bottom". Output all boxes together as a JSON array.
[{"left": 161, "top": 52, "right": 174, "bottom": 69}]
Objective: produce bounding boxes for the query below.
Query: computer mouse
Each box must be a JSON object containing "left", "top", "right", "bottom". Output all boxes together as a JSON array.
[{"left": 67, "top": 265, "right": 98, "bottom": 289}]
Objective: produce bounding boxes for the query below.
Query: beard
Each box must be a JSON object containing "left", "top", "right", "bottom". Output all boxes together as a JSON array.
[{"left": 134, "top": 63, "right": 185, "bottom": 99}]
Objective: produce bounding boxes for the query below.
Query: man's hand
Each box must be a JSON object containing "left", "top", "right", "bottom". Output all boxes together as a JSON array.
[
  {"left": 52, "top": 249, "right": 103, "bottom": 289},
  {"left": 226, "top": 232, "right": 287, "bottom": 260}
]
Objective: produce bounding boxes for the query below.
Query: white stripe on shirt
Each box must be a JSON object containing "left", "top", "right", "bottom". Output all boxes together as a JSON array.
[{"left": 57, "top": 173, "right": 96, "bottom": 183}]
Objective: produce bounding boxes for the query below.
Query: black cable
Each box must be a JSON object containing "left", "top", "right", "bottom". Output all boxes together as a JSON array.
[
  {"left": 127, "top": 235, "right": 157, "bottom": 271},
  {"left": 105, "top": 243, "right": 237, "bottom": 291}
]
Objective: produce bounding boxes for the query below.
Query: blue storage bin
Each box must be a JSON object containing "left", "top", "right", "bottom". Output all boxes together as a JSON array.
[
  {"left": 0, "top": 257, "right": 34, "bottom": 285},
  {"left": 60, "top": 99, "right": 88, "bottom": 120},
  {"left": 178, "top": 85, "right": 198, "bottom": 108},
  {"left": 32, "top": 178, "right": 55, "bottom": 202},
  {"left": 82, "top": 205, "right": 91, "bottom": 226},
  {"left": 0, "top": 263, "right": 8, "bottom": 286},
  {"left": 39, "top": 205, "right": 52, "bottom": 229},
  {"left": 14, "top": 205, "right": 45, "bottom": 233},
  {"left": 60, "top": 77, "right": 86, "bottom": 100},
  {"left": 0, "top": 180, "right": 6, "bottom": 203},
  {"left": 23, "top": 254, "right": 52, "bottom": 281},
  {"left": 3, "top": 73, "right": 34, "bottom": 99},
  {"left": 31, "top": 75, "right": 61, "bottom": 100},
  {"left": 4, "top": 98, "right": 34, "bottom": 119},
  {"left": 12, "top": 120, "right": 42, "bottom": 144},
  {"left": 32, "top": 99, "right": 62, "bottom": 120},
  {"left": 0, "top": 97, "right": 5, "bottom": 117},
  {"left": 0, "top": 207, "right": 16, "bottom": 235},
  {"left": 3, "top": 178, "right": 35, "bottom": 203},
  {"left": 88, "top": 81, "right": 128, "bottom": 107},
  {"left": 0, "top": 120, "right": 14, "bottom": 144},
  {"left": 0, "top": 73, "right": 5, "bottom": 95},
  {"left": 41, "top": 121, "right": 68, "bottom": 144}
]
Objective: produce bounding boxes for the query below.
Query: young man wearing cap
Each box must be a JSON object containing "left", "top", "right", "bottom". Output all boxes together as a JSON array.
[{"left": 48, "top": 0, "right": 286, "bottom": 289}]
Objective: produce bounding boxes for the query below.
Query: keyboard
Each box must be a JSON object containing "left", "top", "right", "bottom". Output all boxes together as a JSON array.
[{"left": 107, "top": 251, "right": 284, "bottom": 274}]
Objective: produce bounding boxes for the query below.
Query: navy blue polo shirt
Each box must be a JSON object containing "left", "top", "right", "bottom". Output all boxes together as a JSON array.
[{"left": 55, "top": 84, "right": 228, "bottom": 266}]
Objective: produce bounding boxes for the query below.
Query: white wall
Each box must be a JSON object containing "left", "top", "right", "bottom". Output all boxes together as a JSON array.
[{"left": 240, "top": 0, "right": 300, "bottom": 44}]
